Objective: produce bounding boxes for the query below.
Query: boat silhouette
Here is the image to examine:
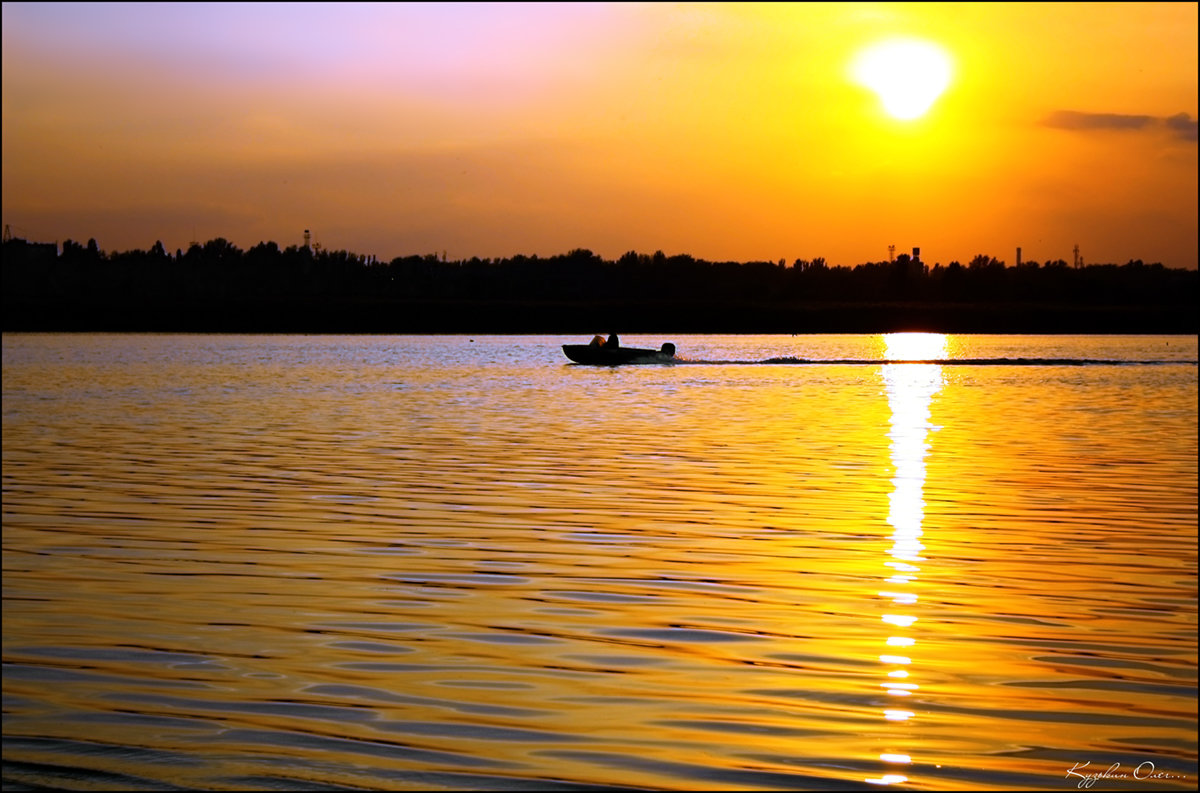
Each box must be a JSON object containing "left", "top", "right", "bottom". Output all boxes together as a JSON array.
[{"left": 562, "top": 339, "right": 676, "bottom": 365}]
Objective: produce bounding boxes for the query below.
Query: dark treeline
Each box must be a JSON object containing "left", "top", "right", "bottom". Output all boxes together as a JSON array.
[{"left": 3, "top": 235, "right": 1196, "bottom": 332}]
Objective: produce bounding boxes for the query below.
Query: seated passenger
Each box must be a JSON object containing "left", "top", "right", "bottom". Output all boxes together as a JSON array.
[
  {"left": 660, "top": 342, "right": 675, "bottom": 357},
  {"left": 603, "top": 333, "right": 620, "bottom": 349},
  {"left": 589, "top": 335, "right": 605, "bottom": 347}
]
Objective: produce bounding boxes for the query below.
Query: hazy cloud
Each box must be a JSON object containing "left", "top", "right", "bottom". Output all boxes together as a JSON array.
[
  {"left": 1044, "top": 110, "right": 1152, "bottom": 131},
  {"left": 1164, "top": 112, "right": 1199, "bottom": 141},
  {"left": 1044, "top": 110, "right": 1198, "bottom": 141}
]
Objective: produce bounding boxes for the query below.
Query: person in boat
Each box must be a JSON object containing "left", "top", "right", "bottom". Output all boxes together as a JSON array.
[
  {"left": 588, "top": 335, "right": 606, "bottom": 347},
  {"left": 603, "top": 333, "right": 620, "bottom": 349}
]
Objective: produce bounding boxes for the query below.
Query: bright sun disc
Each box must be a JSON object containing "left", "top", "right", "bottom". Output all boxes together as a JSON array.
[{"left": 853, "top": 40, "right": 952, "bottom": 120}]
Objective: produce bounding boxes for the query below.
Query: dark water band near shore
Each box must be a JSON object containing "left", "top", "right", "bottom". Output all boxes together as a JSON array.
[{"left": 3, "top": 298, "right": 1196, "bottom": 334}]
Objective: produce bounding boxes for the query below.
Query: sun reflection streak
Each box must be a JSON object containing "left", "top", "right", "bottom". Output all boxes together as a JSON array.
[{"left": 868, "top": 333, "right": 946, "bottom": 786}]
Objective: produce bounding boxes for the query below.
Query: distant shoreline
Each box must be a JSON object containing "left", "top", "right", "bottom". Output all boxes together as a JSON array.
[
  {"left": 5, "top": 236, "right": 1195, "bottom": 334},
  {"left": 3, "top": 298, "right": 1194, "bottom": 334}
]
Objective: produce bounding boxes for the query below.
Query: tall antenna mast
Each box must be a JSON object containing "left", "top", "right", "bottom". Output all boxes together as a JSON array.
[{"left": 888, "top": 244, "right": 896, "bottom": 263}]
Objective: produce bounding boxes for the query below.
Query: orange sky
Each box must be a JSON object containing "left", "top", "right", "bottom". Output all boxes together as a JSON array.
[{"left": 3, "top": 2, "right": 1197, "bottom": 267}]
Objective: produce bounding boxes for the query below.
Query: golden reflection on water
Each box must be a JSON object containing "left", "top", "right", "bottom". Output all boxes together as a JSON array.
[{"left": 868, "top": 333, "right": 947, "bottom": 786}]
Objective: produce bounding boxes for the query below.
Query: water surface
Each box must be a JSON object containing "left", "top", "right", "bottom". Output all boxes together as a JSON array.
[{"left": 3, "top": 334, "right": 1196, "bottom": 790}]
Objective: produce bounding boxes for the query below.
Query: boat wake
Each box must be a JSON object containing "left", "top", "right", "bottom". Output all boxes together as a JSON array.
[{"left": 672, "top": 357, "right": 1195, "bottom": 366}]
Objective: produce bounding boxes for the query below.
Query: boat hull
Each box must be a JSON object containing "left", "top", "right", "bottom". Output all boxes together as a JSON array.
[{"left": 562, "top": 345, "right": 673, "bottom": 365}]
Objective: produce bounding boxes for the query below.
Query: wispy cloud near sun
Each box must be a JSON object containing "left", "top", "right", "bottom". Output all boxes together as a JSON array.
[{"left": 1043, "top": 110, "right": 1198, "bottom": 142}]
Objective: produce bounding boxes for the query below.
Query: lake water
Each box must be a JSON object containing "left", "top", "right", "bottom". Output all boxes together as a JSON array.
[{"left": 3, "top": 333, "right": 1196, "bottom": 791}]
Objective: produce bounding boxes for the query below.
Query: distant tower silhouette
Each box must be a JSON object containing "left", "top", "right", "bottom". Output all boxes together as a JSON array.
[
  {"left": 912, "top": 246, "right": 920, "bottom": 263},
  {"left": 1073, "top": 244, "right": 1080, "bottom": 268},
  {"left": 304, "top": 229, "right": 311, "bottom": 250},
  {"left": 2, "top": 224, "right": 10, "bottom": 243},
  {"left": 1016, "top": 246, "right": 1022, "bottom": 267},
  {"left": 888, "top": 244, "right": 896, "bottom": 263}
]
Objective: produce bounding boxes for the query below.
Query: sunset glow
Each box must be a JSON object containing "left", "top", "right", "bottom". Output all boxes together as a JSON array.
[{"left": 2, "top": 2, "right": 1197, "bottom": 267}]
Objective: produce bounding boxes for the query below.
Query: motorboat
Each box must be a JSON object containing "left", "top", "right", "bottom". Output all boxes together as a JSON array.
[{"left": 562, "top": 339, "right": 676, "bottom": 365}]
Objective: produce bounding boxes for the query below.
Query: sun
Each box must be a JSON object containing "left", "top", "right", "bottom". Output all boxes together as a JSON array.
[{"left": 852, "top": 39, "right": 953, "bottom": 121}]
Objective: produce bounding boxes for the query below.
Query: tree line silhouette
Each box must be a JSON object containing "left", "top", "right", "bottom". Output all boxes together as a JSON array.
[{"left": 2, "top": 235, "right": 1195, "bottom": 332}]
